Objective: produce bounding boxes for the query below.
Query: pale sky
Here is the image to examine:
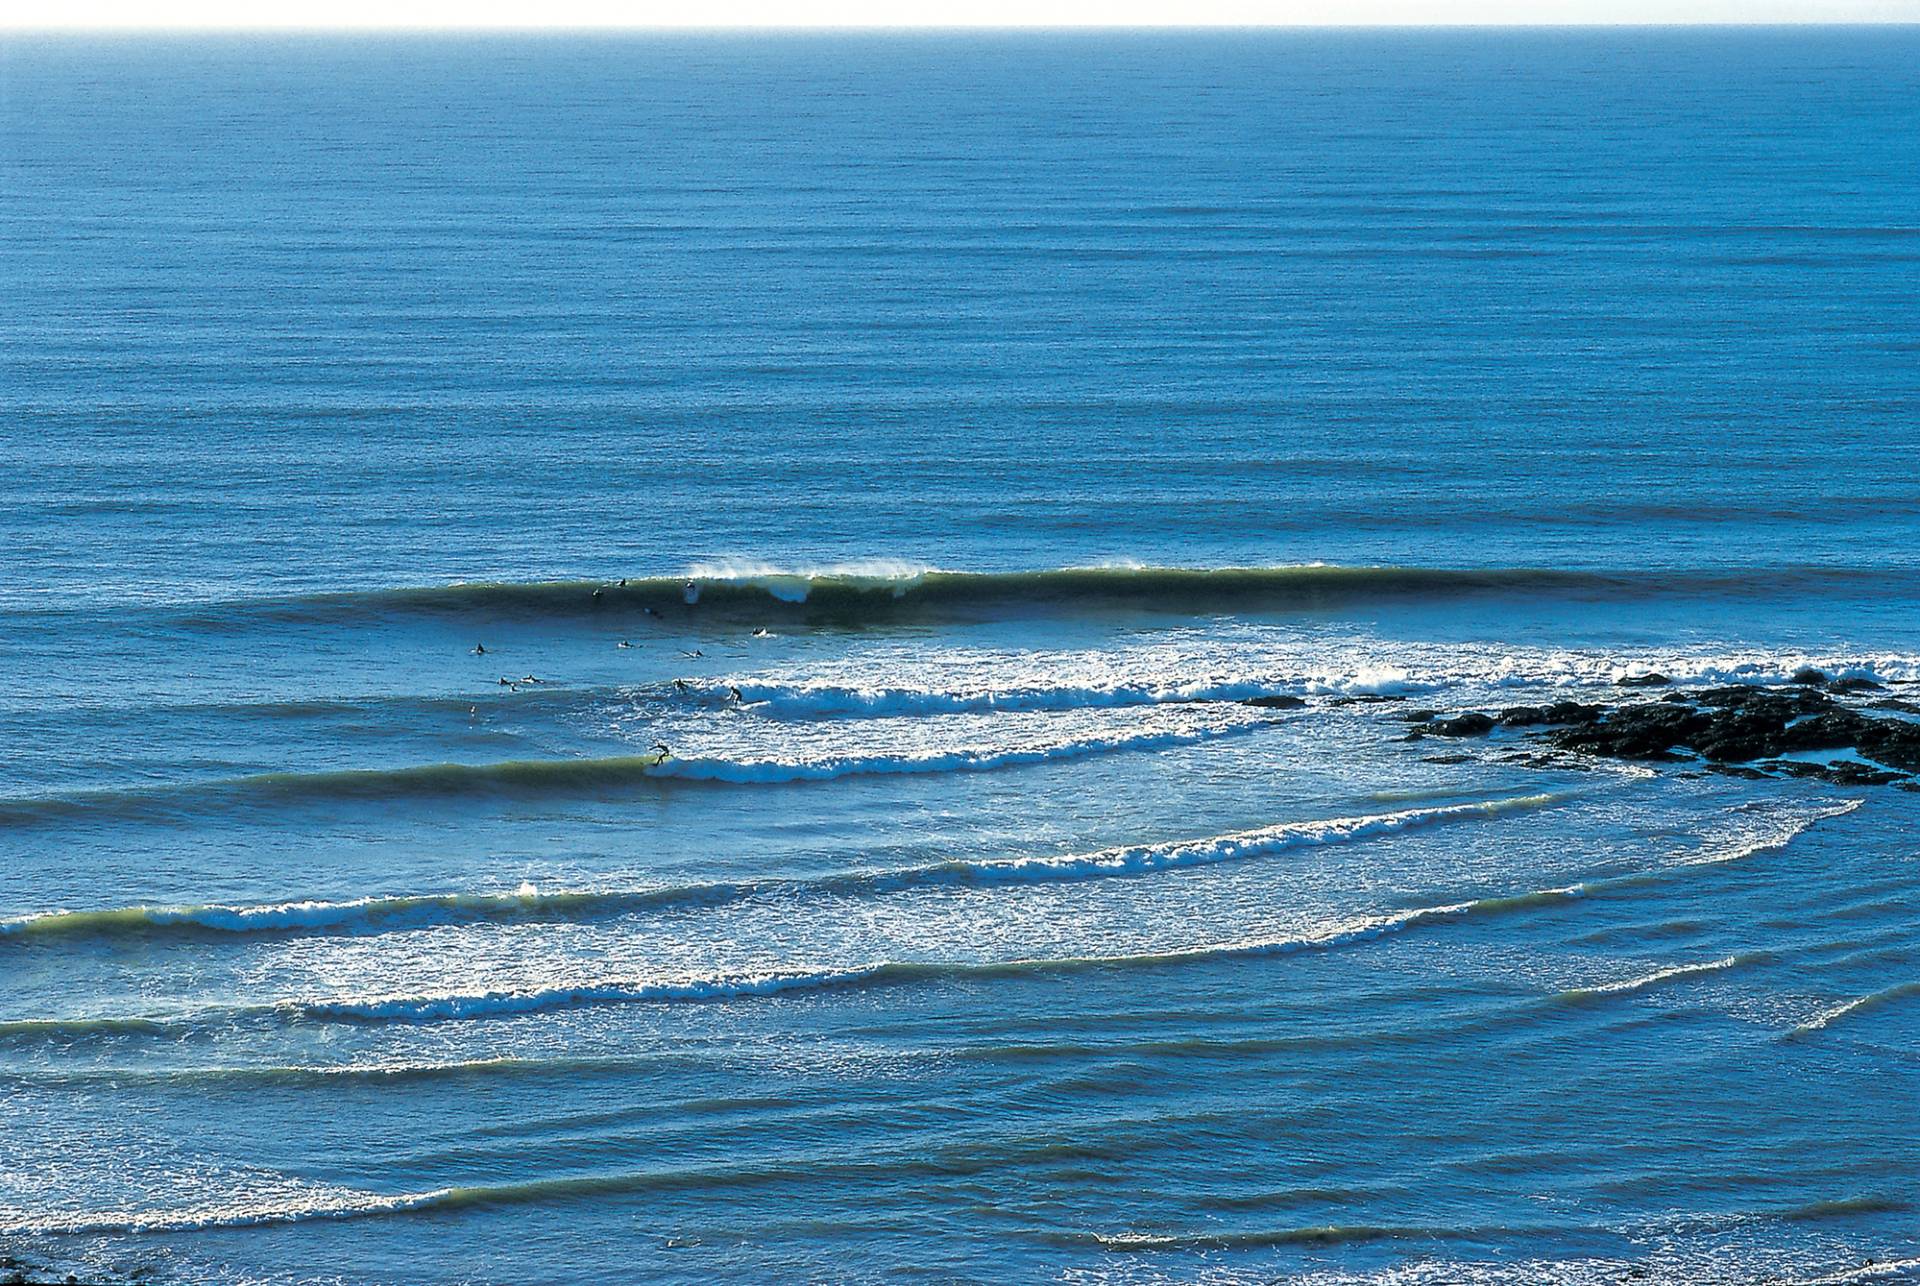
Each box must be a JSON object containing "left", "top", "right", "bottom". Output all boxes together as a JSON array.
[{"left": 4, "top": 0, "right": 1918, "bottom": 28}]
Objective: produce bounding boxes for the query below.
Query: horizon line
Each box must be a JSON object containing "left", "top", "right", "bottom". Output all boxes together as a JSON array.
[{"left": 8, "top": 18, "right": 1920, "bottom": 29}]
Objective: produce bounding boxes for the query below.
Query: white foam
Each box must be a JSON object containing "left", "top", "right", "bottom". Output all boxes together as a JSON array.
[
  {"left": 1567, "top": 954, "right": 1753, "bottom": 998},
  {"left": 0, "top": 888, "right": 619, "bottom": 939},
  {"left": 298, "top": 964, "right": 895, "bottom": 1023},
  {"left": 953, "top": 794, "right": 1559, "bottom": 885},
  {"left": 681, "top": 558, "right": 939, "bottom": 602},
  {"left": 718, "top": 676, "right": 1303, "bottom": 718},
  {"left": 0, "top": 1184, "right": 451, "bottom": 1236},
  {"left": 649, "top": 719, "right": 1266, "bottom": 783},
  {"left": 1677, "top": 799, "right": 1864, "bottom": 867},
  {"left": 1792, "top": 981, "right": 1920, "bottom": 1035}
]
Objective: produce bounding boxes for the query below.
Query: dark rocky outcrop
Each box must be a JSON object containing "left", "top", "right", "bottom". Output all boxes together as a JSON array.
[
  {"left": 1398, "top": 681, "right": 1920, "bottom": 788},
  {"left": 1242, "top": 694, "right": 1307, "bottom": 709},
  {"left": 1423, "top": 712, "right": 1496, "bottom": 738},
  {"left": 1496, "top": 701, "right": 1605, "bottom": 727},
  {"left": 1551, "top": 701, "right": 1709, "bottom": 760},
  {"left": 1616, "top": 672, "right": 1671, "bottom": 687}
]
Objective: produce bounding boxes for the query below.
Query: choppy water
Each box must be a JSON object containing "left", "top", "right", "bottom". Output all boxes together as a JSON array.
[{"left": 4, "top": 29, "right": 1920, "bottom": 1286}]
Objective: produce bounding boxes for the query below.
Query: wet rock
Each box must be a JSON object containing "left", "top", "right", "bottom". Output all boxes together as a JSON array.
[
  {"left": 1551, "top": 702, "right": 1709, "bottom": 759},
  {"left": 1331, "top": 694, "right": 1405, "bottom": 706},
  {"left": 1856, "top": 720, "right": 1920, "bottom": 772},
  {"left": 1762, "top": 760, "right": 1832, "bottom": 779},
  {"left": 1686, "top": 706, "right": 1793, "bottom": 762},
  {"left": 1243, "top": 695, "right": 1306, "bottom": 709},
  {"left": 1616, "top": 672, "right": 1671, "bottom": 687},
  {"left": 1692, "top": 686, "right": 1806, "bottom": 713},
  {"left": 1776, "top": 710, "right": 1869, "bottom": 752},
  {"left": 1869, "top": 697, "right": 1920, "bottom": 715},
  {"left": 1829, "top": 675, "right": 1883, "bottom": 694},
  {"left": 1407, "top": 680, "right": 1920, "bottom": 786},
  {"left": 1819, "top": 761, "right": 1905, "bottom": 786},
  {"left": 1425, "top": 712, "right": 1496, "bottom": 737},
  {"left": 1790, "top": 667, "right": 1830, "bottom": 686},
  {"left": 1422, "top": 753, "right": 1474, "bottom": 765},
  {"left": 1399, "top": 708, "right": 1438, "bottom": 722},
  {"left": 1498, "top": 701, "right": 1604, "bottom": 727}
]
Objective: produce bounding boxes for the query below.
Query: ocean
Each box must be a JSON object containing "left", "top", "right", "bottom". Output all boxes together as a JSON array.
[{"left": 2, "top": 28, "right": 1919, "bottom": 1286}]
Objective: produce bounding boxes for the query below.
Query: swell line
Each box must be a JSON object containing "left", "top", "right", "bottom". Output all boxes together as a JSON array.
[
  {"left": 0, "top": 885, "right": 734, "bottom": 943},
  {"left": 0, "top": 896, "right": 1589, "bottom": 1040},
  {"left": 0, "top": 719, "right": 1269, "bottom": 827},
  {"left": 158, "top": 561, "right": 1913, "bottom": 630},
  {"left": 2, "top": 793, "right": 1557, "bottom": 944},
  {"left": 0, "top": 797, "right": 1855, "bottom": 1040}
]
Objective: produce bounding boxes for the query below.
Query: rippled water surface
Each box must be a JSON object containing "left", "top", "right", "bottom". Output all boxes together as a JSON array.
[{"left": 3, "top": 29, "right": 1920, "bottom": 1286}]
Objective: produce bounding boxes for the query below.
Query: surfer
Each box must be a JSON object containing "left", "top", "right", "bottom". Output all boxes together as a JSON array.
[
  {"left": 647, "top": 741, "right": 671, "bottom": 767},
  {"left": 729, "top": 686, "right": 744, "bottom": 703},
  {"left": 472, "top": 643, "right": 486, "bottom": 655},
  {"left": 680, "top": 649, "right": 703, "bottom": 659}
]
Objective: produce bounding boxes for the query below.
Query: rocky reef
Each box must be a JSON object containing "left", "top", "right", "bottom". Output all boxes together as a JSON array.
[{"left": 1398, "top": 672, "right": 1920, "bottom": 788}]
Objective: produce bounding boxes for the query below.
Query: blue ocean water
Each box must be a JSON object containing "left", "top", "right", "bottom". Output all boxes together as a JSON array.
[{"left": 3, "top": 28, "right": 1920, "bottom": 1286}]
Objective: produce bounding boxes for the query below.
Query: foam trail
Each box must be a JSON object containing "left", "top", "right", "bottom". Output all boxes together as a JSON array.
[
  {"left": 0, "top": 889, "right": 1592, "bottom": 1039},
  {"left": 0, "top": 797, "right": 1862, "bottom": 1039},
  {"left": 298, "top": 898, "right": 1610, "bottom": 1029},
  {"left": 1802, "top": 1256, "right": 1920, "bottom": 1285},
  {"left": 0, "top": 795, "right": 1551, "bottom": 944},
  {"left": 1559, "top": 954, "right": 1759, "bottom": 1001},
  {"left": 1677, "top": 798, "right": 1864, "bottom": 867},
  {"left": 942, "top": 793, "right": 1561, "bottom": 885},
  {"left": 1791, "top": 981, "right": 1920, "bottom": 1035},
  {"left": 647, "top": 721, "right": 1268, "bottom": 784},
  {"left": 4, "top": 1054, "right": 663, "bottom": 1090},
  {"left": 716, "top": 677, "right": 1311, "bottom": 719},
  {"left": 0, "top": 887, "right": 661, "bottom": 941},
  {"left": 0, "top": 1187, "right": 453, "bottom": 1237},
  {"left": 3, "top": 1158, "right": 917, "bottom": 1236},
  {"left": 298, "top": 965, "right": 904, "bottom": 1023}
]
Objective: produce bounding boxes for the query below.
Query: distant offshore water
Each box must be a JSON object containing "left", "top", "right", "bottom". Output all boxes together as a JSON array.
[{"left": 3, "top": 29, "right": 1920, "bottom": 1286}]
